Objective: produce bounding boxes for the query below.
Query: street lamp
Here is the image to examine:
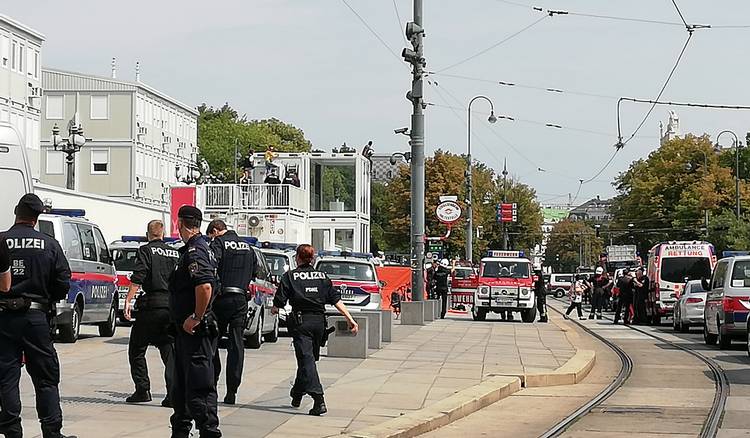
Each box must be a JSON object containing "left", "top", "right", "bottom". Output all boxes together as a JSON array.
[
  {"left": 389, "top": 151, "right": 412, "bottom": 165},
  {"left": 716, "top": 130, "right": 742, "bottom": 219},
  {"left": 52, "top": 119, "right": 86, "bottom": 190},
  {"left": 466, "top": 95, "right": 497, "bottom": 262}
]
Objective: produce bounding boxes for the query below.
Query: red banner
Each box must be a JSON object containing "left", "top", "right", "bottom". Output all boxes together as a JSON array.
[{"left": 170, "top": 186, "right": 196, "bottom": 238}]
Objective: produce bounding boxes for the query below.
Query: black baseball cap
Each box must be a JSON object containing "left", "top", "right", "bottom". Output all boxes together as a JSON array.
[
  {"left": 15, "top": 193, "right": 45, "bottom": 218},
  {"left": 177, "top": 205, "right": 203, "bottom": 222}
]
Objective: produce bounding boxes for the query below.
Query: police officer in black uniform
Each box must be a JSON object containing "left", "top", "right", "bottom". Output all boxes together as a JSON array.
[
  {"left": 206, "top": 219, "right": 256, "bottom": 405},
  {"left": 534, "top": 267, "right": 548, "bottom": 323},
  {"left": 272, "top": 244, "right": 358, "bottom": 416},
  {"left": 0, "top": 194, "right": 75, "bottom": 438},
  {"left": 0, "top": 237, "right": 10, "bottom": 292},
  {"left": 124, "top": 220, "right": 179, "bottom": 406},
  {"left": 169, "top": 206, "right": 222, "bottom": 438}
]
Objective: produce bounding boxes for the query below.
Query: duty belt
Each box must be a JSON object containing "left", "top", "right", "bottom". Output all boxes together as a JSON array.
[
  {"left": 29, "top": 302, "right": 49, "bottom": 312},
  {"left": 222, "top": 287, "right": 246, "bottom": 295}
]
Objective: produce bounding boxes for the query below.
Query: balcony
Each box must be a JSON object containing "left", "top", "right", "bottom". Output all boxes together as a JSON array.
[{"left": 203, "top": 184, "right": 306, "bottom": 213}]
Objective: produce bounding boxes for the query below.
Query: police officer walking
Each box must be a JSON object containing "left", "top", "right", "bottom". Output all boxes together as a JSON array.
[
  {"left": 124, "top": 220, "right": 179, "bottom": 407},
  {"left": 434, "top": 259, "right": 452, "bottom": 319},
  {"left": 534, "top": 267, "right": 548, "bottom": 323},
  {"left": 169, "top": 206, "right": 222, "bottom": 438},
  {"left": 272, "top": 244, "right": 358, "bottom": 416},
  {"left": 206, "top": 219, "right": 256, "bottom": 405},
  {"left": 0, "top": 194, "right": 75, "bottom": 438}
]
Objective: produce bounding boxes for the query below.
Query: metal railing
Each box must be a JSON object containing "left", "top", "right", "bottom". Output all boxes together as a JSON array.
[{"left": 203, "top": 184, "right": 306, "bottom": 212}]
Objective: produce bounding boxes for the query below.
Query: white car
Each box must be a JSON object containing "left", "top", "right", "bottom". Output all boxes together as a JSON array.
[
  {"left": 315, "top": 252, "right": 382, "bottom": 313},
  {"left": 260, "top": 247, "right": 296, "bottom": 327},
  {"left": 673, "top": 280, "right": 707, "bottom": 333}
]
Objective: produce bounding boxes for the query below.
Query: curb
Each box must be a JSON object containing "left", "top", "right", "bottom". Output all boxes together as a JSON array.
[
  {"left": 522, "top": 349, "right": 596, "bottom": 387},
  {"left": 347, "top": 375, "right": 522, "bottom": 438}
]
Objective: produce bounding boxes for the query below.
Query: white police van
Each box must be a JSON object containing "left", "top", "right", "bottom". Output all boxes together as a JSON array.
[
  {"left": 0, "top": 122, "right": 34, "bottom": 230},
  {"left": 37, "top": 209, "right": 118, "bottom": 343}
]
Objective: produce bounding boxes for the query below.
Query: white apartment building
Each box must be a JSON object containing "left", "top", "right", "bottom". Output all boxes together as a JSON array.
[
  {"left": 40, "top": 65, "right": 198, "bottom": 204},
  {"left": 0, "top": 15, "right": 43, "bottom": 179}
]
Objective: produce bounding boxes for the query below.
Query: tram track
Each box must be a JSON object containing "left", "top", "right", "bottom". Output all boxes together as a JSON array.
[{"left": 540, "top": 304, "right": 729, "bottom": 438}]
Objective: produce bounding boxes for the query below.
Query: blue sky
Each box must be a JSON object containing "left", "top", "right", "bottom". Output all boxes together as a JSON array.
[{"left": 7, "top": 0, "right": 750, "bottom": 203}]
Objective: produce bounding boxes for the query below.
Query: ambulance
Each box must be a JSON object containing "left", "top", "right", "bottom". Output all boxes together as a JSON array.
[
  {"left": 646, "top": 241, "right": 717, "bottom": 325},
  {"left": 472, "top": 250, "right": 537, "bottom": 323}
]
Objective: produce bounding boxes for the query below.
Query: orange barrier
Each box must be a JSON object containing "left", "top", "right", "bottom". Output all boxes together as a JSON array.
[{"left": 376, "top": 266, "right": 412, "bottom": 310}]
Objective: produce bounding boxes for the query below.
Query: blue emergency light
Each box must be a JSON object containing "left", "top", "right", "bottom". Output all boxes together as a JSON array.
[
  {"left": 317, "top": 250, "right": 373, "bottom": 259},
  {"left": 47, "top": 208, "right": 86, "bottom": 217},
  {"left": 261, "top": 242, "right": 297, "bottom": 251},
  {"left": 121, "top": 236, "right": 180, "bottom": 243}
]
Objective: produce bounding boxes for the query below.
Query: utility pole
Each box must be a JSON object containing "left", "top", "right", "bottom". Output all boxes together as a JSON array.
[
  {"left": 502, "top": 159, "right": 508, "bottom": 250},
  {"left": 403, "top": 0, "right": 426, "bottom": 300}
]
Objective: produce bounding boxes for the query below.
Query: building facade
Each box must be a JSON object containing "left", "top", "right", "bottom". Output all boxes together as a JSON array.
[
  {"left": 370, "top": 154, "right": 404, "bottom": 183},
  {"left": 39, "top": 67, "right": 198, "bottom": 204},
  {"left": 0, "top": 15, "right": 43, "bottom": 179},
  {"left": 569, "top": 196, "right": 612, "bottom": 222}
]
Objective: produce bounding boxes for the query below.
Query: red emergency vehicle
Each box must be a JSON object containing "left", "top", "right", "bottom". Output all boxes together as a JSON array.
[
  {"left": 450, "top": 264, "right": 478, "bottom": 309},
  {"left": 471, "top": 251, "right": 536, "bottom": 323}
]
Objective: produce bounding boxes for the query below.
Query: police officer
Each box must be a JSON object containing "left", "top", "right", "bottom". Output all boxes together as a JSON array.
[
  {"left": 0, "top": 237, "right": 10, "bottom": 292},
  {"left": 0, "top": 194, "right": 75, "bottom": 438},
  {"left": 534, "top": 267, "right": 548, "bottom": 323},
  {"left": 271, "top": 244, "right": 358, "bottom": 416},
  {"left": 206, "top": 219, "right": 256, "bottom": 405},
  {"left": 169, "top": 206, "right": 222, "bottom": 438},
  {"left": 433, "top": 259, "right": 452, "bottom": 319},
  {"left": 124, "top": 220, "right": 179, "bottom": 407}
]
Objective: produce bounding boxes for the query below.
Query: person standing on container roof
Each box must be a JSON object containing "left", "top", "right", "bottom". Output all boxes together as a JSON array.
[
  {"left": 272, "top": 244, "right": 358, "bottom": 416},
  {"left": 206, "top": 219, "right": 257, "bottom": 405},
  {"left": 0, "top": 194, "right": 76, "bottom": 438},
  {"left": 124, "top": 220, "right": 179, "bottom": 407}
]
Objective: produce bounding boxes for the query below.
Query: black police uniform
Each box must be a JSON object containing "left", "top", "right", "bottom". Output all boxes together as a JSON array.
[
  {"left": 273, "top": 264, "right": 340, "bottom": 399},
  {"left": 0, "top": 200, "right": 72, "bottom": 438},
  {"left": 535, "top": 276, "right": 548, "bottom": 322},
  {"left": 209, "top": 230, "right": 256, "bottom": 399},
  {"left": 0, "top": 237, "right": 9, "bottom": 281},
  {"left": 169, "top": 232, "right": 221, "bottom": 438},
  {"left": 614, "top": 275, "right": 634, "bottom": 325},
  {"left": 433, "top": 266, "right": 451, "bottom": 319},
  {"left": 128, "top": 239, "right": 179, "bottom": 402}
]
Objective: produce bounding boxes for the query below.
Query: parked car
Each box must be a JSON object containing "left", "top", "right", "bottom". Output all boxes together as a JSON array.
[
  {"left": 314, "top": 251, "right": 382, "bottom": 313},
  {"left": 549, "top": 274, "right": 574, "bottom": 298},
  {"left": 673, "top": 279, "right": 707, "bottom": 333},
  {"left": 243, "top": 247, "right": 280, "bottom": 349},
  {"left": 37, "top": 210, "right": 118, "bottom": 343},
  {"left": 704, "top": 256, "right": 750, "bottom": 349},
  {"left": 260, "top": 247, "right": 296, "bottom": 327}
]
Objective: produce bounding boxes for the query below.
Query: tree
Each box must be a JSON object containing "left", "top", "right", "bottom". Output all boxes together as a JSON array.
[
  {"left": 708, "top": 210, "right": 750, "bottom": 255},
  {"left": 370, "top": 181, "right": 406, "bottom": 253},
  {"left": 544, "top": 219, "right": 603, "bottom": 272},
  {"left": 382, "top": 150, "right": 543, "bottom": 260},
  {"left": 197, "top": 103, "right": 313, "bottom": 181}
]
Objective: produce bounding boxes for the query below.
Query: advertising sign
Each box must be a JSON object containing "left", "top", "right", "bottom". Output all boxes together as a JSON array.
[
  {"left": 436, "top": 201, "right": 462, "bottom": 224},
  {"left": 170, "top": 186, "right": 196, "bottom": 238}
]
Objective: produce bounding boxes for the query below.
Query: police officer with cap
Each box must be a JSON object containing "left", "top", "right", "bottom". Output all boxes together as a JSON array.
[
  {"left": 206, "top": 219, "right": 256, "bottom": 405},
  {"left": 272, "top": 244, "right": 358, "bottom": 416},
  {"left": 169, "top": 206, "right": 222, "bottom": 438},
  {"left": 0, "top": 194, "right": 75, "bottom": 438},
  {"left": 124, "top": 220, "right": 179, "bottom": 407}
]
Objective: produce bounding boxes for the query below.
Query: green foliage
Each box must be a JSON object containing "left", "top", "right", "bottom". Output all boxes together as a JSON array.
[
  {"left": 708, "top": 210, "right": 750, "bottom": 255},
  {"left": 197, "top": 103, "right": 313, "bottom": 181},
  {"left": 322, "top": 166, "right": 355, "bottom": 211},
  {"left": 543, "top": 219, "right": 603, "bottom": 272}
]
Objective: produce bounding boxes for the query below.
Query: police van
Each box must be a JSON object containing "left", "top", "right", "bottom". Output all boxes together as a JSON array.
[
  {"left": 314, "top": 250, "right": 383, "bottom": 313},
  {"left": 109, "top": 236, "right": 182, "bottom": 323},
  {"left": 37, "top": 209, "right": 118, "bottom": 342},
  {"left": 260, "top": 243, "right": 297, "bottom": 328},
  {"left": 0, "top": 122, "right": 34, "bottom": 231},
  {"left": 243, "top": 246, "right": 280, "bottom": 348}
]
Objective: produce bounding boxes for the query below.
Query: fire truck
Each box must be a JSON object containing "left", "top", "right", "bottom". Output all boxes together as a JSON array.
[{"left": 471, "top": 250, "right": 536, "bottom": 323}]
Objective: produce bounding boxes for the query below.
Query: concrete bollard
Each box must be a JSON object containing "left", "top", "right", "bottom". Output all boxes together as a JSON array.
[
  {"left": 433, "top": 298, "right": 441, "bottom": 319},
  {"left": 423, "top": 300, "right": 435, "bottom": 322},
  {"left": 359, "top": 311, "right": 383, "bottom": 349},
  {"left": 327, "top": 315, "right": 369, "bottom": 358},
  {"left": 400, "top": 301, "right": 425, "bottom": 325},
  {"left": 380, "top": 310, "right": 393, "bottom": 342}
]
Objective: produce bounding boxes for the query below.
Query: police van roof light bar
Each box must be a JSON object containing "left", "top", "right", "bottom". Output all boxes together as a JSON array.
[{"left": 47, "top": 208, "right": 86, "bottom": 217}]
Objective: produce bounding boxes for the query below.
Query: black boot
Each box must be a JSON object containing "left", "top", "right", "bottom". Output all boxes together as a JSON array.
[
  {"left": 309, "top": 394, "right": 327, "bottom": 416},
  {"left": 161, "top": 395, "right": 173, "bottom": 408},
  {"left": 223, "top": 392, "right": 236, "bottom": 405},
  {"left": 290, "top": 388, "right": 303, "bottom": 408},
  {"left": 126, "top": 389, "right": 152, "bottom": 403}
]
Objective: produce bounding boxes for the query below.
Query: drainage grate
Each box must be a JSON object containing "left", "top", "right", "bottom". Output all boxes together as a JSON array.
[{"left": 597, "top": 406, "right": 665, "bottom": 415}]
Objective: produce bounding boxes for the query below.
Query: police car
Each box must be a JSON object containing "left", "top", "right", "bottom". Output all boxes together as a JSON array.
[
  {"left": 110, "top": 236, "right": 182, "bottom": 323},
  {"left": 260, "top": 243, "right": 297, "bottom": 328},
  {"left": 37, "top": 209, "right": 119, "bottom": 343},
  {"left": 314, "top": 251, "right": 382, "bottom": 313}
]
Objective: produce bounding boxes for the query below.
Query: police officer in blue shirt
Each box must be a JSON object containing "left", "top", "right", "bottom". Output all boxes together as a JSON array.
[
  {"left": 169, "top": 206, "right": 221, "bottom": 438},
  {"left": 124, "top": 220, "right": 179, "bottom": 407},
  {"left": 0, "top": 194, "right": 75, "bottom": 438},
  {"left": 272, "top": 244, "right": 358, "bottom": 416},
  {"left": 206, "top": 219, "right": 256, "bottom": 405}
]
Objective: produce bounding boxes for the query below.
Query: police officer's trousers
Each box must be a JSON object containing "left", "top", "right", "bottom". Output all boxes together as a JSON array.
[
  {"left": 536, "top": 293, "right": 547, "bottom": 321},
  {"left": 212, "top": 294, "right": 248, "bottom": 394},
  {"left": 437, "top": 290, "right": 448, "bottom": 319},
  {"left": 589, "top": 289, "right": 606, "bottom": 317},
  {"left": 0, "top": 310, "right": 63, "bottom": 438},
  {"left": 128, "top": 308, "right": 174, "bottom": 395},
  {"left": 614, "top": 295, "right": 633, "bottom": 324},
  {"left": 171, "top": 329, "right": 221, "bottom": 438},
  {"left": 290, "top": 313, "right": 325, "bottom": 397}
]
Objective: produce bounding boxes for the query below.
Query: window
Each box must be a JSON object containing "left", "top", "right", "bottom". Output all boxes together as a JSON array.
[
  {"left": 91, "top": 149, "right": 109, "bottom": 174},
  {"left": 265, "top": 254, "right": 290, "bottom": 277},
  {"left": 76, "top": 224, "right": 98, "bottom": 262},
  {"left": 93, "top": 227, "right": 111, "bottom": 264},
  {"left": 26, "top": 47, "right": 33, "bottom": 76},
  {"left": 90, "top": 95, "right": 109, "bottom": 119},
  {"left": 0, "top": 35, "right": 8, "bottom": 67},
  {"left": 10, "top": 40, "right": 16, "bottom": 71},
  {"left": 46, "top": 95, "right": 64, "bottom": 120},
  {"left": 38, "top": 220, "right": 55, "bottom": 239},
  {"left": 254, "top": 249, "right": 269, "bottom": 280},
  {"left": 660, "top": 257, "right": 712, "bottom": 284},
  {"left": 34, "top": 50, "right": 39, "bottom": 78},
  {"left": 46, "top": 150, "right": 64, "bottom": 174},
  {"left": 712, "top": 261, "right": 728, "bottom": 290},
  {"left": 17, "top": 44, "right": 23, "bottom": 73},
  {"left": 481, "top": 261, "right": 531, "bottom": 278},
  {"left": 112, "top": 249, "right": 138, "bottom": 271},
  {"left": 62, "top": 222, "right": 83, "bottom": 260},
  {"left": 335, "top": 229, "right": 354, "bottom": 251},
  {"left": 316, "top": 261, "right": 374, "bottom": 282}
]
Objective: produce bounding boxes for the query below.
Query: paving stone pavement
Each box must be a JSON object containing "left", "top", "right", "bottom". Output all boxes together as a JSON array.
[{"left": 16, "top": 313, "right": 575, "bottom": 437}]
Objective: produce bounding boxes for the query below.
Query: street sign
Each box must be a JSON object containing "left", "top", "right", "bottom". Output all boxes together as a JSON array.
[
  {"left": 436, "top": 201, "right": 462, "bottom": 224},
  {"left": 496, "top": 203, "right": 518, "bottom": 223},
  {"left": 439, "top": 195, "right": 458, "bottom": 203}
]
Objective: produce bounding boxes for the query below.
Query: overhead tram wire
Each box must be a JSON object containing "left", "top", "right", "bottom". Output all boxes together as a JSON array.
[
  {"left": 391, "top": 0, "right": 408, "bottom": 45},
  {"left": 340, "top": 0, "right": 406, "bottom": 68},
  {"left": 435, "top": 14, "right": 549, "bottom": 73}
]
